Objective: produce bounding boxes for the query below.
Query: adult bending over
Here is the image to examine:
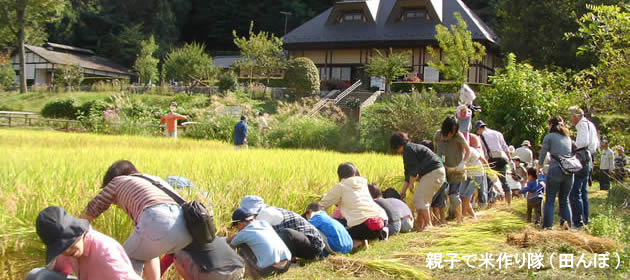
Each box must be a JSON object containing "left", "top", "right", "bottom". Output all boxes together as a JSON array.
[
  {"left": 319, "top": 163, "right": 388, "bottom": 250},
  {"left": 80, "top": 160, "right": 193, "bottom": 280},
  {"left": 538, "top": 116, "right": 574, "bottom": 229},
  {"left": 390, "top": 132, "right": 446, "bottom": 231}
]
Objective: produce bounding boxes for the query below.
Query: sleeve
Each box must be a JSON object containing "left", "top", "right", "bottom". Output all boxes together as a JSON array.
[
  {"left": 84, "top": 181, "right": 117, "bottom": 219},
  {"left": 230, "top": 232, "right": 246, "bottom": 246},
  {"left": 160, "top": 115, "right": 166, "bottom": 124},
  {"left": 538, "top": 135, "right": 550, "bottom": 166},
  {"left": 320, "top": 184, "right": 342, "bottom": 210},
  {"left": 402, "top": 147, "right": 420, "bottom": 183},
  {"left": 243, "top": 124, "right": 248, "bottom": 137},
  {"left": 175, "top": 113, "right": 186, "bottom": 120},
  {"left": 575, "top": 121, "right": 589, "bottom": 149},
  {"left": 308, "top": 215, "right": 322, "bottom": 229},
  {"left": 499, "top": 132, "right": 509, "bottom": 153},
  {"left": 105, "top": 246, "right": 143, "bottom": 279}
]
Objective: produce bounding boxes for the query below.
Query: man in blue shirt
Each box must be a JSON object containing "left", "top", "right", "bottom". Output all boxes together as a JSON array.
[
  {"left": 234, "top": 115, "right": 248, "bottom": 150},
  {"left": 303, "top": 203, "right": 353, "bottom": 256}
]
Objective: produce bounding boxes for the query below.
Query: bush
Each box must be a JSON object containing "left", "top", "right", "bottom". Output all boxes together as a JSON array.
[
  {"left": 53, "top": 64, "right": 84, "bottom": 91},
  {"left": 284, "top": 57, "right": 320, "bottom": 97},
  {"left": 476, "top": 53, "right": 573, "bottom": 146},
  {"left": 164, "top": 42, "right": 218, "bottom": 88},
  {"left": 218, "top": 71, "right": 238, "bottom": 93},
  {"left": 41, "top": 99, "right": 79, "bottom": 119},
  {"left": 391, "top": 82, "right": 490, "bottom": 94},
  {"left": 0, "top": 63, "right": 16, "bottom": 91},
  {"left": 360, "top": 89, "right": 448, "bottom": 153}
]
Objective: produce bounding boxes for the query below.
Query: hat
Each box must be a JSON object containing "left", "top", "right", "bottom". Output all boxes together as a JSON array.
[
  {"left": 231, "top": 208, "right": 254, "bottom": 226},
  {"left": 568, "top": 106, "right": 584, "bottom": 117},
  {"left": 473, "top": 120, "right": 487, "bottom": 132},
  {"left": 511, "top": 155, "right": 522, "bottom": 161},
  {"left": 521, "top": 140, "right": 531, "bottom": 147},
  {"left": 617, "top": 146, "right": 625, "bottom": 151},
  {"left": 240, "top": 195, "right": 265, "bottom": 215},
  {"left": 36, "top": 206, "right": 89, "bottom": 264},
  {"left": 601, "top": 140, "right": 608, "bottom": 145}
]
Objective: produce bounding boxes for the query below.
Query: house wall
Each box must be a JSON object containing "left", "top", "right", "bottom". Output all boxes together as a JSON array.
[{"left": 289, "top": 46, "right": 497, "bottom": 84}]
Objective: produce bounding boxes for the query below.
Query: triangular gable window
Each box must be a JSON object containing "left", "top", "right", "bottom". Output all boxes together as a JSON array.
[{"left": 339, "top": 11, "right": 366, "bottom": 23}]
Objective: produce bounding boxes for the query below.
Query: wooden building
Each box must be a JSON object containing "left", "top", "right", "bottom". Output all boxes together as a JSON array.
[
  {"left": 11, "top": 42, "right": 130, "bottom": 87},
  {"left": 283, "top": 0, "right": 500, "bottom": 87}
]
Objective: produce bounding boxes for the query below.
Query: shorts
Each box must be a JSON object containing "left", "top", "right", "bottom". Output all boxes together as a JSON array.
[
  {"left": 174, "top": 250, "right": 244, "bottom": 280},
  {"left": 413, "top": 167, "right": 446, "bottom": 210},
  {"left": 430, "top": 182, "right": 449, "bottom": 209},
  {"left": 124, "top": 203, "right": 193, "bottom": 274},
  {"left": 461, "top": 176, "right": 484, "bottom": 200},
  {"left": 166, "top": 131, "right": 178, "bottom": 138}
]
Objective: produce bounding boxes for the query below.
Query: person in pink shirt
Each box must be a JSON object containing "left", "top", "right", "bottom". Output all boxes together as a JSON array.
[
  {"left": 28, "top": 206, "right": 140, "bottom": 280},
  {"left": 160, "top": 102, "right": 187, "bottom": 138}
]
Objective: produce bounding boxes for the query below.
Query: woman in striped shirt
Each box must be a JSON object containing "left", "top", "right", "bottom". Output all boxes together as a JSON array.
[{"left": 80, "top": 160, "right": 192, "bottom": 280}]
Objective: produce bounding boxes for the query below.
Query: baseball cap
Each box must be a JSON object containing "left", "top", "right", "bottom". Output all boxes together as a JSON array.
[
  {"left": 473, "top": 120, "right": 487, "bottom": 132},
  {"left": 231, "top": 208, "right": 254, "bottom": 226}
]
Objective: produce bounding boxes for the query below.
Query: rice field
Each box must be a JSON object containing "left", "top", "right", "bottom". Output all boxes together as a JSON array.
[
  {"left": 0, "top": 129, "right": 401, "bottom": 279},
  {"left": 2, "top": 129, "right": 628, "bottom": 280}
]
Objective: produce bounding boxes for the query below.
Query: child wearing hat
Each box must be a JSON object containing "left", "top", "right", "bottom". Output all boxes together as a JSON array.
[
  {"left": 28, "top": 206, "right": 140, "bottom": 280},
  {"left": 228, "top": 208, "right": 291, "bottom": 279}
]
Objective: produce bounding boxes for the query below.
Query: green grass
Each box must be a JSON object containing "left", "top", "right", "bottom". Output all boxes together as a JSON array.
[
  {"left": 1, "top": 129, "right": 628, "bottom": 280},
  {"left": 0, "top": 91, "right": 115, "bottom": 112}
]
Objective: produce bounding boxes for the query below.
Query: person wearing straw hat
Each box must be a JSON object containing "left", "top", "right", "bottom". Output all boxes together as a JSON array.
[
  {"left": 568, "top": 106, "right": 599, "bottom": 228},
  {"left": 27, "top": 206, "right": 140, "bottom": 280},
  {"left": 515, "top": 140, "right": 534, "bottom": 167}
]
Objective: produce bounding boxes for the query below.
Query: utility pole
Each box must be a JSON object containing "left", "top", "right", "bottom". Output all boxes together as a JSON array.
[{"left": 280, "top": 11, "right": 292, "bottom": 36}]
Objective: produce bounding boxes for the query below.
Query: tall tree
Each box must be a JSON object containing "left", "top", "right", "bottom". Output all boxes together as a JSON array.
[
  {"left": 365, "top": 49, "right": 410, "bottom": 94},
  {"left": 0, "top": 0, "right": 66, "bottom": 92},
  {"left": 428, "top": 12, "right": 486, "bottom": 86},
  {"left": 134, "top": 35, "right": 159, "bottom": 85},
  {"left": 496, "top": 0, "right": 620, "bottom": 70},
  {"left": 233, "top": 22, "right": 284, "bottom": 84}
]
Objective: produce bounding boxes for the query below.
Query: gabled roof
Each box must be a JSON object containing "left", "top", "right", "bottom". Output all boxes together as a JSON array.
[
  {"left": 24, "top": 45, "right": 129, "bottom": 75},
  {"left": 284, "top": 0, "right": 498, "bottom": 48},
  {"left": 44, "top": 42, "right": 95, "bottom": 55},
  {"left": 213, "top": 56, "right": 243, "bottom": 69}
]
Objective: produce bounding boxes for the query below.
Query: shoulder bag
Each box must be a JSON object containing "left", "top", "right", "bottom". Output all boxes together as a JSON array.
[
  {"left": 550, "top": 154, "right": 583, "bottom": 175},
  {"left": 132, "top": 174, "right": 216, "bottom": 244}
]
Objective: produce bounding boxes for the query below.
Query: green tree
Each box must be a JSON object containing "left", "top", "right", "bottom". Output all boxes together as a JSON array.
[
  {"left": 476, "top": 53, "right": 573, "bottom": 145},
  {"left": 53, "top": 64, "right": 84, "bottom": 91},
  {"left": 217, "top": 71, "right": 239, "bottom": 93},
  {"left": 133, "top": 35, "right": 159, "bottom": 85},
  {"left": 428, "top": 12, "right": 486, "bottom": 86},
  {"left": 284, "top": 57, "right": 320, "bottom": 97},
  {"left": 163, "top": 42, "right": 217, "bottom": 90},
  {"left": 233, "top": 21, "right": 284, "bottom": 84},
  {"left": 0, "top": 0, "right": 66, "bottom": 93},
  {"left": 0, "top": 64, "right": 16, "bottom": 92},
  {"left": 566, "top": 4, "right": 630, "bottom": 113},
  {"left": 365, "top": 48, "right": 410, "bottom": 94}
]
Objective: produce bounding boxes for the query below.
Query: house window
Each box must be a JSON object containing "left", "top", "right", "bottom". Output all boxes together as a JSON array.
[
  {"left": 402, "top": 9, "right": 427, "bottom": 21},
  {"left": 340, "top": 12, "right": 364, "bottom": 23}
]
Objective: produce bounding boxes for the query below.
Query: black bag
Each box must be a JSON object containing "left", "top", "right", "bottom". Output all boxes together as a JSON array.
[
  {"left": 551, "top": 154, "right": 583, "bottom": 175},
  {"left": 574, "top": 147, "right": 591, "bottom": 166},
  {"left": 132, "top": 174, "right": 216, "bottom": 244}
]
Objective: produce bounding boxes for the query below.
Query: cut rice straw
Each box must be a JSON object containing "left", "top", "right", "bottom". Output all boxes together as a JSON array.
[
  {"left": 327, "top": 256, "right": 431, "bottom": 279},
  {"left": 506, "top": 226, "right": 619, "bottom": 254}
]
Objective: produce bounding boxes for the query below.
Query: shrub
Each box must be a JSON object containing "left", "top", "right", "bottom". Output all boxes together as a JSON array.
[
  {"left": 41, "top": 99, "right": 79, "bottom": 119},
  {"left": 53, "top": 64, "right": 84, "bottom": 91},
  {"left": 237, "top": 77, "right": 286, "bottom": 88},
  {"left": 391, "top": 82, "right": 490, "bottom": 94},
  {"left": 163, "top": 42, "right": 218, "bottom": 89},
  {"left": 217, "top": 71, "right": 238, "bottom": 93},
  {"left": 360, "top": 89, "right": 448, "bottom": 153},
  {"left": 284, "top": 57, "right": 320, "bottom": 97},
  {"left": 476, "top": 53, "right": 574, "bottom": 146},
  {"left": 0, "top": 63, "right": 16, "bottom": 91}
]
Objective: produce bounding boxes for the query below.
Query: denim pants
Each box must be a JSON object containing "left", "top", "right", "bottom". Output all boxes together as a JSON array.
[
  {"left": 124, "top": 203, "right": 193, "bottom": 274},
  {"left": 570, "top": 166, "right": 591, "bottom": 227},
  {"left": 543, "top": 166, "right": 574, "bottom": 229}
]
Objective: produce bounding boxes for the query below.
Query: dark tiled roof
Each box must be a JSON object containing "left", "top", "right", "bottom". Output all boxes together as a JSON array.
[
  {"left": 213, "top": 56, "right": 243, "bottom": 68},
  {"left": 25, "top": 45, "right": 130, "bottom": 75},
  {"left": 284, "top": 0, "right": 498, "bottom": 48}
]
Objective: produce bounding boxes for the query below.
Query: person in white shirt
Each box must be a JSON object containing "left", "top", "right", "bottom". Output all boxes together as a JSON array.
[
  {"left": 568, "top": 106, "right": 599, "bottom": 227},
  {"left": 474, "top": 120, "right": 512, "bottom": 206},
  {"left": 600, "top": 140, "right": 614, "bottom": 190},
  {"left": 514, "top": 140, "right": 534, "bottom": 167}
]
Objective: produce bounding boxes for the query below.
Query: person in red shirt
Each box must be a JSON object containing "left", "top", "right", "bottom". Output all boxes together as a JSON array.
[{"left": 160, "top": 102, "right": 187, "bottom": 138}]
